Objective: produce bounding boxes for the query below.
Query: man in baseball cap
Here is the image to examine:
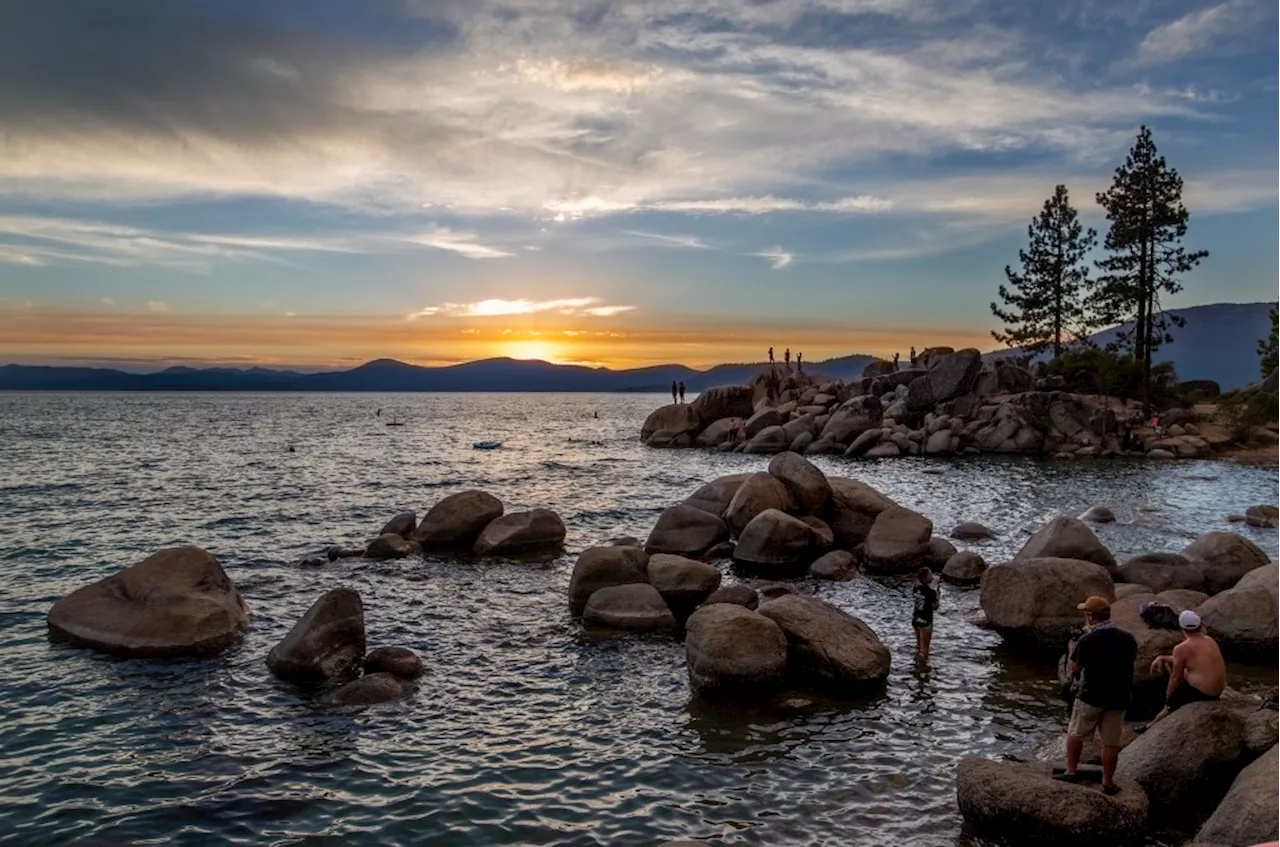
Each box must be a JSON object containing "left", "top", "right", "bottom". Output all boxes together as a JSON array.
[
  {"left": 1055, "top": 596, "right": 1137, "bottom": 795},
  {"left": 1141, "top": 608, "right": 1226, "bottom": 731}
]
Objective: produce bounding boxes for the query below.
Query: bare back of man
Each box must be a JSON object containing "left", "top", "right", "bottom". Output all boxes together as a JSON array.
[{"left": 1173, "top": 635, "right": 1226, "bottom": 697}]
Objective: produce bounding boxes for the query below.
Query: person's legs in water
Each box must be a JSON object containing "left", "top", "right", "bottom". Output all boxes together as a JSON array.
[
  {"left": 913, "top": 624, "right": 923, "bottom": 657},
  {"left": 919, "top": 624, "right": 933, "bottom": 658}
]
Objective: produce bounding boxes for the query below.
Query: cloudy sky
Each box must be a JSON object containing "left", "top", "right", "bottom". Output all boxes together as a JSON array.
[{"left": 0, "top": 0, "right": 1275, "bottom": 369}]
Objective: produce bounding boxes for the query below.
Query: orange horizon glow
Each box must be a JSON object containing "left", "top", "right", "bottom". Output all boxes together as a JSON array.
[{"left": 0, "top": 307, "right": 998, "bottom": 371}]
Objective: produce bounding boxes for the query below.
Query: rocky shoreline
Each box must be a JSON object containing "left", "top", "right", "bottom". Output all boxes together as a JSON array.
[{"left": 641, "top": 347, "right": 1276, "bottom": 460}]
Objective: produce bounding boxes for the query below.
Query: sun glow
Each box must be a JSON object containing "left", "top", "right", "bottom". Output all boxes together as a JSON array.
[{"left": 500, "top": 339, "right": 568, "bottom": 363}]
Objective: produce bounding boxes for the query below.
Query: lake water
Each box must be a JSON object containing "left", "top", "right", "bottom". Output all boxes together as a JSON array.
[{"left": 0, "top": 392, "right": 1275, "bottom": 846}]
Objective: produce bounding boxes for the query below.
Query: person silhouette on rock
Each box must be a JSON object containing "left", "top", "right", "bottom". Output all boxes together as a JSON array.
[
  {"left": 797, "top": 352, "right": 803, "bottom": 372},
  {"left": 910, "top": 346, "right": 918, "bottom": 367},
  {"left": 785, "top": 348, "right": 791, "bottom": 369},
  {"left": 768, "top": 347, "right": 774, "bottom": 364},
  {"left": 678, "top": 382, "right": 686, "bottom": 403},
  {"left": 671, "top": 381, "right": 678, "bottom": 403},
  {"left": 893, "top": 352, "right": 899, "bottom": 371}
]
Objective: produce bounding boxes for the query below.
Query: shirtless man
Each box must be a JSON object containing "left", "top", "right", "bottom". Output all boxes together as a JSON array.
[{"left": 1143, "top": 609, "right": 1226, "bottom": 729}]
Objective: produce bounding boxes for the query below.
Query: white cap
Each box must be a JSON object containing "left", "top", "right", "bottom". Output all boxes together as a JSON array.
[{"left": 1179, "top": 610, "right": 1202, "bottom": 631}]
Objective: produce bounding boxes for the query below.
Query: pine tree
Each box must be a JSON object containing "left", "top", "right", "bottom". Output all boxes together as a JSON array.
[
  {"left": 1093, "top": 126, "right": 1207, "bottom": 410},
  {"left": 1259, "top": 304, "right": 1278, "bottom": 378},
  {"left": 990, "top": 184, "right": 1097, "bottom": 359}
]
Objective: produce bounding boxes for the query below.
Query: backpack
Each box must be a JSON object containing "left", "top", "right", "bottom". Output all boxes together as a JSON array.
[{"left": 1139, "top": 602, "right": 1180, "bottom": 630}]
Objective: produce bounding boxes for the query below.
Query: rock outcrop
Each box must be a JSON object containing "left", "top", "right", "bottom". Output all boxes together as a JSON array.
[
  {"left": 415, "top": 490, "right": 504, "bottom": 548},
  {"left": 267, "top": 588, "right": 366, "bottom": 684},
  {"left": 645, "top": 504, "right": 729, "bottom": 557},
  {"left": 473, "top": 508, "right": 566, "bottom": 557},
  {"left": 1197, "top": 563, "right": 1278, "bottom": 663},
  {"left": 862, "top": 506, "right": 932, "bottom": 573},
  {"left": 980, "top": 557, "right": 1114, "bottom": 646},
  {"left": 1180, "top": 531, "right": 1271, "bottom": 594},
  {"left": 1193, "top": 743, "right": 1278, "bottom": 847},
  {"left": 685, "top": 604, "right": 788, "bottom": 701},
  {"left": 47, "top": 546, "right": 251, "bottom": 658},
  {"left": 724, "top": 472, "right": 793, "bottom": 537},
  {"left": 756, "top": 594, "right": 890, "bottom": 693},
  {"left": 582, "top": 584, "right": 678, "bottom": 633},
  {"left": 1014, "top": 516, "right": 1117, "bottom": 574},
  {"left": 567, "top": 546, "right": 649, "bottom": 616}
]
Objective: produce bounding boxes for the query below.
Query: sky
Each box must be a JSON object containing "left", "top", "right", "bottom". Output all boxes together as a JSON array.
[{"left": 0, "top": 0, "right": 1276, "bottom": 371}]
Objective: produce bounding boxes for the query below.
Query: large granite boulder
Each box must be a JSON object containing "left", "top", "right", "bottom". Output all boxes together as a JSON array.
[
  {"left": 647, "top": 554, "right": 722, "bottom": 614},
  {"left": 955, "top": 758, "right": 1147, "bottom": 846},
  {"left": 724, "top": 472, "right": 793, "bottom": 537},
  {"left": 745, "top": 408, "right": 784, "bottom": 438},
  {"left": 691, "top": 385, "right": 754, "bottom": 426},
  {"left": 1107, "top": 593, "right": 1189, "bottom": 705},
  {"left": 1180, "top": 531, "right": 1271, "bottom": 594},
  {"left": 685, "top": 604, "right": 788, "bottom": 701},
  {"left": 1116, "top": 552, "right": 1207, "bottom": 594},
  {"left": 567, "top": 546, "right": 649, "bottom": 616},
  {"left": 1118, "top": 700, "right": 1261, "bottom": 826},
  {"left": 820, "top": 395, "right": 882, "bottom": 444},
  {"left": 582, "top": 584, "right": 677, "bottom": 633},
  {"left": 756, "top": 594, "right": 890, "bottom": 692},
  {"left": 862, "top": 506, "right": 933, "bottom": 573},
  {"left": 1014, "top": 517, "right": 1117, "bottom": 575},
  {"left": 473, "top": 508, "right": 566, "bottom": 557},
  {"left": 645, "top": 504, "right": 729, "bottom": 557},
  {"left": 767, "top": 452, "right": 832, "bottom": 514},
  {"left": 364, "top": 533, "right": 418, "bottom": 560},
  {"left": 941, "top": 551, "right": 986, "bottom": 585},
  {"left": 684, "top": 474, "right": 753, "bottom": 518},
  {"left": 363, "top": 646, "right": 423, "bottom": 679},
  {"left": 267, "top": 588, "right": 366, "bottom": 684},
  {"left": 922, "top": 348, "right": 982, "bottom": 403},
  {"left": 809, "top": 550, "right": 858, "bottom": 581},
  {"left": 415, "top": 490, "right": 504, "bottom": 548},
  {"left": 980, "top": 557, "right": 1114, "bottom": 646},
  {"left": 1194, "top": 744, "right": 1278, "bottom": 847},
  {"left": 1245, "top": 504, "right": 1279, "bottom": 528},
  {"left": 950, "top": 521, "right": 995, "bottom": 541},
  {"left": 379, "top": 511, "right": 417, "bottom": 538},
  {"left": 822, "top": 477, "right": 898, "bottom": 548},
  {"left": 323, "top": 672, "right": 408, "bottom": 707},
  {"left": 701, "top": 584, "right": 759, "bottom": 610},
  {"left": 695, "top": 417, "right": 744, "bottom": 448},
  {"left": 641, "top": 403, "right": 700, "bottom": 442},
  {"left": 733, "top": 509, "right": 823, "bottom": 571},
  {"left": 743, "top": 425, "right": 788, "bottom": 454},
  {"left": 47, "top": 546, "right": 251, "bottom": 659},
  {"left": 1197, "top": 563, "right": 1278, "bottom": 663}
]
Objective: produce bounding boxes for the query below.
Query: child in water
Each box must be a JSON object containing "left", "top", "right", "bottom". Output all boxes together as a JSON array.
[{"left": 912, "top": 567, "right": 940, "bottom": 659}]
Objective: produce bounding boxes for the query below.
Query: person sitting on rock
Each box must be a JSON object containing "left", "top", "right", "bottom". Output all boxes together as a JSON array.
[
  {"left": 1054, "top": 596, "right": 1137, "bottom": 795},
  {"left": 911, "top": 567, "right": 939, "bottom": 659},
  {"left": 677, "top": 381, "right": 686, "bottom": 403},
  {"left": 1139, "top": 610, "right": 1225, "bottom": 731}
]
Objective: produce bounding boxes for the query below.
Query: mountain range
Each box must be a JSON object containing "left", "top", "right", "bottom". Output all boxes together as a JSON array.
[{"left": 1, "top": 302, "right": 1271, "bottom": 393}]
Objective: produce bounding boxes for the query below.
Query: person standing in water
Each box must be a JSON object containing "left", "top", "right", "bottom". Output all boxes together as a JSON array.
[
  {"left": 677, "top": 381, "right": 686, "bottom": 403},
  {"left": 671, "top": 381, "right": 678, "bottom": 403},
  {"left": 912, "top": 567, "right": 939, "bottom": 659}
]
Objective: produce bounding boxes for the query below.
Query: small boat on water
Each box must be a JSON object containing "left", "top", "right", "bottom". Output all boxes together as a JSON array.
[
  {"left": 386, "top": 418, "right": 405, "bottom": 427},
  {"left": 472, "top": 441, "right": 502, "bottom": 450}
]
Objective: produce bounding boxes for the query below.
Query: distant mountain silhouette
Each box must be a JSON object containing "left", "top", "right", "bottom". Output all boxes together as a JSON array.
[{"left": 0, "top": 354, "right": 875, "bottom": 393}]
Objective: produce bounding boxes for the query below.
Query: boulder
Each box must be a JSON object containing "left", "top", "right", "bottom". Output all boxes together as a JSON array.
[
  {"left": 864, "top": 442, "right": 901, "bottom": 458},
  {"left": 756, "top": 594, "right": 890, "bottom": 692},
  {"left": 782, "top": 414, "right": 817, "bottom": 445},
  {"left": 799, "top": 515, "right": 835, "bottom": 548},
  {"left": 701, "top": 584, "right": 759, "bottom": 610},
  {"left": 363, "top": 646, "right": 423, "bottom": 679},
  {"left": 724, "top": 473, "right": 793, "bottom": 537},
  {"left": 647, "top": 554, "right": 722, "bottom": 613},
  {"left": 941, "top": 551, "right": 986, "bottom": 585},
  {"left": 1194, "top": 744, "right": 1278, "bottom": 847},
  {"left": 641, "top": 403, "right": 700, "bottom": 442},
  {"left": 582, "top": 584, "right": 677, "bottom": 633},
  {"left": 743, "top": 425, "right": 789, "bottom": 454},
  {"left": 843, "top": 428, "right": 882, "bottom": 457},
  {"left": 820, "top": 396, "right": 882, "bottom": 444},
  {"left": 1117, "top": 553, "right": 1207, "bottom": 594},
  {"left": 646, "top": 504, "right": 729, "bottom": 557},
  {"left": 955, "top": 758, "right": 1147, "bottom": 846},
  {"left": 924, "top": 348, "right": 982, "bottom": 402},
  {"left": 980, "top": 557, "right": 1115, "bottom": 646},
  {"left": 804, "top": 438, "right": 845, "bottom": 455},
  {"left": 695, "top": 417, "right": 744, "bottom": 448},
  {"left": 733, "top": 509, "right": 823, "bottom": 571},
  {"left": 647, "top": 429, "right": 691, "bottom": 448},
  {"left": 925, "top": 537, "right": 958, "bottom": 568},
  {"left": 1244, "top": 504, "right": 1279, "bottom": 528},
  {"left": 1108, "top": 594, "right": 1189, "bottom": 701},
  {"left": 950, "top": 521, "right": 995, "bottom": 541},
  {"left": 379, "top": 511, "right": 417, "bottom": 538},
  {"left": 364, "top": 533, "right": 418, "bottom": 560},
  {"left": 1118, "top": 700, "right": 1261, "bottom": 825},
  {"left": 703, "top": 541, "right": 735, "bottom": 561},
  {"left": 415, "top": 490, "right": 504, "bottom": 548},
  {"left": 327, "top": 545, "right": 366, "bottom": 561},
  {"left": 1078, "top": 506, "right": 1115, "bottom": 524},
  {"left": 323, "top": 672, "right": 408, "bottom": 706},
  {"left": 1014, "top": 516, "right": 1117, "bottom": 575},
  {"left": 820, "top": 477, "right": 898, "bottom": 549},
  {"left": 862, "top": 507, "right": 933, "bottom": 573},
  {"left": 1113, "top": 583, "right": 1150, "bottom": 600},
  {"left": 788, "top": 432, "right": 814, "bottom": 454},
  {"left": 924, "top": 429, "right": 954, "bottom": 455},
  {"left": 46, "top": 546, "right": 251, "bottom": 659},
  {"left": 1197, "top": 563, "right": 1278, "bottom": 663},
  {"left": 1146, "top": 449, "right": 1175, "bottom": 459},
  {"left": 691, "top": 385, "right": 754, "bottom": 426},
  {"left": 266, "top": 588, "right": 366, "bottom": 684},
  {"left": 809, "top": 550, "right": 858, "bottom": 581},
  {"left": 684, "top": 473, "right": 752, "bottom": 518},
  {"left": 767, "top": 452, "right": 832, "bottom": 514},
  {"left": 473, "top": 508, "right": 566, "bottom": 557},
  {"left": 745, "top": 408, "right": 784, "bottom": 438},
  {"left": 1180, "top": 532, "right": 1271, "bottom": 594},
  {"left": 1159, "top": 588, "right": 1209, "bottom": 610},
  {"left": 567, "top": 546, "right": 649, "bottom": 616},
  {"left": 684, "top": 604, "right": 788, "bottom": 701}
]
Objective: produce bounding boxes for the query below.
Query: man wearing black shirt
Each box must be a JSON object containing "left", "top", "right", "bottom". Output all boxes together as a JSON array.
[
  {"left": 912, "top": 567, "right": 939, "bottom": 659},
  {"left": 1055, "top": 596, "right": 1137, "bottom": 795}
]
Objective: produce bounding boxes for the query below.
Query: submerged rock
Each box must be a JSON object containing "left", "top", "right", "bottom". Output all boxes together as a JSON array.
[
  {"left": 363, "top": 646, "right": 423, "bottom": 679},
  {"left": 47, "top": 546, "right": 250, "bottom": 659},
  {"left": 567, "top": 546, "right": 649, "bottom": 616},
  {"left": 267, "top": 588, "right": 366, "bottom": 684},
  {"left": 582, "top": 584, "right": 677, "bottom": 633},
  {"left": 378, "top": 511, "right": 417, "bottom": 538},
  {"left": 324, "top": 672, "right": 408, "bottom": 706},
  {"left": 364, "top": 533, "right": 418, "bottom": 560},
  {"left": 415, "top": 490, "right": 504, "bottom": 548},
  {"left": 473, "top": 508, "right": 566, "bottom": 557},
  {"left": 941, "top": 551, "right": 986, "bottom": 585}
]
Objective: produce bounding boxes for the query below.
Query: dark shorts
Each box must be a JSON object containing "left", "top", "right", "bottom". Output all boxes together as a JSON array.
[
  {"left": 1166, "top": 681, "right": 1219, "bottom": 712},
  {"left": 912, "top": 617, "right": 932, "bottom": 630}
]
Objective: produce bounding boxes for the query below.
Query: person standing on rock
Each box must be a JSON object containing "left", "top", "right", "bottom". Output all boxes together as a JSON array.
[
  {"left": 784, "top": 348, "right": 791, "bottom": 369},
  {"left": 912, "top": 567, "right": 939, "bottom": 659},
  {"left": 909, "top": 346, "right": 918, "bottom": 367},
  {"left": 796, "top": 352, "right": 803, "bottom": 372},
  {"left": 768, "top": 347, "right": 774, "bottom": 364},
  {"left": 892, "top": 352, "right": 899, "bottom": 371},
  {"left": 1139, "top": 610, "right": 1225, "bottom": 731},
  {"left": 1055, "top": 596, "right": 1136, "bottom": 795},
  {"left": 671, "top": 381, "right": 678, "bottom": 404},
  {"left": 677, "top": 381, "right": 686, "bottom": 403}
]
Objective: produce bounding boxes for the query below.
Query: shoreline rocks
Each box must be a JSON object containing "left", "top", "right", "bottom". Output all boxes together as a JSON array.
[{"left": 267, "top": 588, "right": 366, "bottom": 684}]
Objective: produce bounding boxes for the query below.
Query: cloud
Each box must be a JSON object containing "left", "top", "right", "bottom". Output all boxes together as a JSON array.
[
  {"left": 399, "top": 228, "right": 514, "bottom": 259},
  {"left": 753, "top": 247, "right": 794, "bottom": 270},
  {"left": 623, "top": 230, "right": 711, "bottom": 249},
  {"left": 1132, "top": 0, "right": 1270, "bottom": 66},
  {"left": 407, "top": 297, "right": 634, "bottom": 319},
  {"left": 147, "top": 301, "right": 170, "bottom": 313}
]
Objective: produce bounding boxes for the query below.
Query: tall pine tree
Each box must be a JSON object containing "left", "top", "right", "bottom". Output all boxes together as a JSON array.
[
  {"left": 991, "top": 184, "right": 1097, "bottom": 359},
  {"left": 1093, "top": 126, "right": 1207, "bottom": 410},
  {"left": 1259, "top": 304, "right": 1278, "bottom": 378}
]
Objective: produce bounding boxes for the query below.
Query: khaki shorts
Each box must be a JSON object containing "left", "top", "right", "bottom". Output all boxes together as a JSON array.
[{"left": 1068, "top": 699, "right": 1124, "bottom": 747}]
